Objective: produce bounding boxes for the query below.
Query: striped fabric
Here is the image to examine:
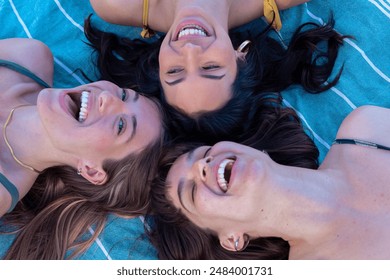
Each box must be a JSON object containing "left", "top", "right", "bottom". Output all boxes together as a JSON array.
[{"left": 0, "top": 0, "right": 389, "bottom": 259}]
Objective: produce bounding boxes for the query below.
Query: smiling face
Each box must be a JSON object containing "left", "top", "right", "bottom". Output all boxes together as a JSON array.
[
  {"left": 159, "top": 8, "right": 240, "bottom": 116},
  {"left": 166, "top": 141, "right": 269, "bottom": 236},
  {"left": 36, "top": 80, "right": 162, "bottom": 165}
]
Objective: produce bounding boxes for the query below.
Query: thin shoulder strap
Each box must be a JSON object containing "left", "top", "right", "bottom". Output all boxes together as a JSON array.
[
  {"left": 0, "top": 172, "right": 20, "bottom": 213},
  {"left": 141, "top": 0, "right": 156, "bottom": 38},
  {"left": 333, "top": 138, "right": 390, "bottom": 151},
  {"left": 0, "top": 59, "right": 50, "bottom": 88}
]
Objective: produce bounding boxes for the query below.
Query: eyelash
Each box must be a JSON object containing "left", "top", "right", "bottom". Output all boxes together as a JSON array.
[
  {"left": 203, "top": 147, "right": 211, "bottom": 158},
  {"left": 167, "top": 65, "right": 220, "bottom": 74},
  {"left": 191, "top": 180, "right": 197, "bottom": 203},
  {"left": 167, "top": 68, "right": 184, "bottom": 74},
  {"left": 202, "top": 65, "right": 220, "bottom": 70}
]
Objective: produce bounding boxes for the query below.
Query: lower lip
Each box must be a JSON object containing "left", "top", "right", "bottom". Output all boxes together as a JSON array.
[{"left": 228, "top": 160, "right": 237, "bottom": 191}]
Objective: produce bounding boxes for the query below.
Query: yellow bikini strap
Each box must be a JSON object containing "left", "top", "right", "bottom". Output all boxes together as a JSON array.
[
  {"left": 141, "top": 0, "right": 156, "bottom": 38},
  {"left": 264, "top": 0, "right": 282, "bottom": 31}
]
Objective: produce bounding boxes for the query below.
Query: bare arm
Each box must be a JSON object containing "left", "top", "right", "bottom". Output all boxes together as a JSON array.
[
  {"left": 90, "top": 0, "right": 309, "bottom": 31},
  {"left": 89, "top": 0, "right": 173, "bottom": 32},
  {"left": 228, "top": 0, "right": 310, "bottom": 29}
]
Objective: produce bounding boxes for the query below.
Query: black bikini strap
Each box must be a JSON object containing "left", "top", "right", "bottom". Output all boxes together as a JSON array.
[
  {"left": 0, "top": 172, "right": 20, "bottom": 213},
  {"left": 333, "top": 138, "right": 390, "bottom": 151},
  {"left": 0, "top": 59, "right": 50, "bottom": 88}
]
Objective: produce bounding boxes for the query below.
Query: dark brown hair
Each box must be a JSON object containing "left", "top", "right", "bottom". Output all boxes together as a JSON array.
[
  {"left": 1, "top": 120, "right": 167, "bottom": 259},
  {"left": 148, "top": 94, "right": 319, "bottom": 259}
]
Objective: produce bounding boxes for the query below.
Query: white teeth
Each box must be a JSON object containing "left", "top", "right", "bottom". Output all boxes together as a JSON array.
[
  {"left": 78, "top": 91, "right": 89, "bottom": 122},
  {"left": 178, "top": 25, "right": 207, "bottom": 39},
  {"left": 217, "top": 159, "right": 235, "bottom": 192}
]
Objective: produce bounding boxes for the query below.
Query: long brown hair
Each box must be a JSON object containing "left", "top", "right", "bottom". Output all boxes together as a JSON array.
[
  {"left": 1, "top": 117, "right": 167, "bottom": 260},
  {"left": 148, "top": 96, "right": 319, "bottom": 259}
]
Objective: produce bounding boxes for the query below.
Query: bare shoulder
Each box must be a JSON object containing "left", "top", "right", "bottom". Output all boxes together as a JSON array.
[
  {"left": 90, "top": 0, "right": 143, "bottom": 25},
  {"left": 0, "top": 38, "right": 53, "bottom": 89},
  {"left": 228, "top": 0, "right": 309, "bottom": 29},
  {"left": 336, "top": 105, "right": 390, "bottom": 145},
  {"left": 276, "top": 0, "right": 309, "bottom": 10},
  {"left": 89, "top": 0, "right": 172, "bottom": 30}
]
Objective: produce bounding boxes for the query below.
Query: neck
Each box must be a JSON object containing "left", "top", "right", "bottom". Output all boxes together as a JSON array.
[
  {"left": 251, "top": 161, "right": 347, "bottom": 246},
  {"left": 2, "top": 105, "right": 62, "bottom": 173}
]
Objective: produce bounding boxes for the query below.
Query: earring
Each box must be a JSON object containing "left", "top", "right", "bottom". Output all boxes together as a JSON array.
[
  {"left": 234, "top": 234, "right": 250, "bottom": 252},
  {"left": 77, "top": 168, "right": 82, "bottom": 175},
  {"left": 237, "top": 40, "right": 251, "bottom": 53}
]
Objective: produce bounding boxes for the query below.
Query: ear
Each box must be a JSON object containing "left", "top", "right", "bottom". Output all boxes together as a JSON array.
[
  {"left": 219, "top": 232, "right": 248, "bottom": 252},
  {"left": 78, "top": 160, "right": 108, "bottom": 185}
]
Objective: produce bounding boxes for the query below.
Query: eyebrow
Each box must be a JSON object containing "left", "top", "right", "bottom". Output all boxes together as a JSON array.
[
  {"left": 125, "top": 115, "right": 137, "bottom": 144},
  {"left": 165, "top": 74, "right": 226, "bottom": 86},
  {"left": 124, "top": 91, "right": 139, "bottom": 144},
  {"left": 133, "top": 91, "right": 139, "bottom": 101}
]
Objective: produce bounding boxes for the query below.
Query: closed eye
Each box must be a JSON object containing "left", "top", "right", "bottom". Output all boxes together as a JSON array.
[
  {"left": 167, "top": 68, "right": 184, "bottom": 75},
  {"left": 191, "top": 180, "right": 196, "bottom": 203},
  {"left": 203, "top": 147, "right": 211, "bottom": 158},
  {"left": 202, "top": 65, "right": 220, "bottom": 70}
]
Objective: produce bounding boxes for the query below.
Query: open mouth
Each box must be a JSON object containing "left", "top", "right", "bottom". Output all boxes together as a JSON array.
[
  {"left": 66, "top": 91, "right": 90, "bottom": 122},
  {"left": 176, "top": 24, "right": 209, "bottom": 40},
  {"left": 217, "top": 158, "right": 235, "bottom": 192}
]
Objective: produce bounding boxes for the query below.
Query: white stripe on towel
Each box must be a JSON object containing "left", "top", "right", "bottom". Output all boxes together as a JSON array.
[
  {"left": 53, "top": 57, "right": 86, "bottom": 85},
  {"left": 329, "top": 86, "right": 357, "bottom": 110},
  {"left": 9, "top": 0, "right": 33, "bottom": 38},
  {"left": 283, "top": 98, "right": 331, "bottom": 150},
  {"left": 343, "top": 38, "right": 390, "bottom": 83},
  {"left": 305, "top": 5, "right": 390, "bottom": 83},
  {"left": 369, "top": 0, "right": 390, "bottom": 18},
  {"left": 377, "top": 0, "right": 390, "bottom": 12},
  {"left": 139, "top": 216, "right": 151, "bottom": 232},
  {"left": 9, "top": 0, "right": 87, "bottom": 85},
  {"left": 88, "top": 227, "right": 112, "bottom": 260},
  {"left": 54, "top": 0, "right": 84, "bottom": 32}
]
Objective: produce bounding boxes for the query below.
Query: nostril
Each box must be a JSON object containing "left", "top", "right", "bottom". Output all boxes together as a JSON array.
[
  {"left": 205, "top": 156, "right": 212, "bottom": 163},
  {"left": 202, "top": 167, "right": 206, "bottom": 177}
]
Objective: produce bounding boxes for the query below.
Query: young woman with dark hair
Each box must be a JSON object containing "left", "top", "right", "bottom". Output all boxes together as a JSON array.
[
  {"left": 147, "top": 92, "right": 320, "bottom": 259},
  {"left": 89, "top": 0, "right": 310, "bottom": 115},
  {"left": 84, "top": 14, "right": 348, "bottom": 143},
  {"left": 149, "top": 104, "right": 390, "bottom": 259},
  {"left": 0, "top": 38, "right": 168, "bottom": 259}
]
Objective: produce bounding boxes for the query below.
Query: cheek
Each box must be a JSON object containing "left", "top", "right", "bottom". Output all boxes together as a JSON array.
[
  {"left": 158, "top": 42, "right": 171, "bottom": 71},
  {"left": 79, "top": 129, "right": 113, "bottom": 151}
]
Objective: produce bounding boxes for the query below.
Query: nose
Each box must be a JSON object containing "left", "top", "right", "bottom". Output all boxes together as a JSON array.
[
  {"left": 98, "top": 91, "right": 120, "bottom": 113},
  {"left": 181, "top": 42, "right": 202, "bottom": 63},
  {"left": 194, "top": 156, "right": 213, "bottom": 182}
]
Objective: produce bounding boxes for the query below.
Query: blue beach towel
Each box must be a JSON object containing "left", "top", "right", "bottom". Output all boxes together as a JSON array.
[{"left": 0, "top": 0, "right": 389, "bottom": 259}]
